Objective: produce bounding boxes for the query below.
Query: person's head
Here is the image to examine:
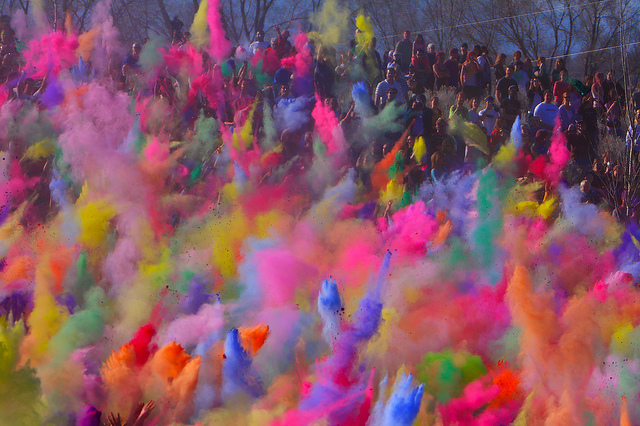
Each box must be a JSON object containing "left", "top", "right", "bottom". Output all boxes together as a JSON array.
[
  {"left": 607, "top": 69, "right": 615, "bottom": 81},
  {"left": 132, "top": 43, "right": 142, "bottom": 56},
  {"left": 412, "top": 93, "right": 425, "bottom": 109},
  {"left": 414, "top": 34, "right": 424, "bottom": 44},
  {"left": 436, "top": 51, "right": 445, "bottom": 62},
  {"left": 403, "top": 30, "right": 411, "bottom": 41},
  {"left": 428, "top": 43, "right": 436, "bottom": 54},
  {"left": 387, "top": 87, "right": 398, "bottom": 103},
  {"left": 415, "top": 48, "right": 424, "bottom": 59},
  {"left": 255, "top": 30, "right": 264, "bottom": 42},
  {"left": 537, "top": 56, "right": 546, "bottom": 66},
  {"left": 481, "top": 46, "right": 489, "bottom": 55},
  {"left": 436, "top": 118, "right": 447, "bottom": 133},
  {"left": 531, "top": 77, "right": 541, "bottom": 88},
  {"left": 470, "top": 98, "right": 479, "bottom": 110},
  {"left": 514, "top": 50, "right": 522, "bottom": 61},
  {"left": 279, "top": 84, "right": 289, "bottom": 97},
  {"left": 635, "top": 109, "right": 640, "bottom": 124},
  {"left": 531, "top": 115, "right": 542, "bottom": 128},
  {"left": 456, "top": 92, "right": 465, "bottom": 105},
  {"left": 386, "top": 67, "right": 396, "bottom": 82},
  {"left": 555, "top": 58, "right": 565, "bottom": 70},
  {"left": 580, "top": 179, "right": 591, "bottom": 193},
  {"left": 449, "top": 48, "right": 459, "bottom": 59},
  {"left": 535, "top": 129, "right": 549, "bottom": 144},
  {"left": 543, "top": 89, "right": 553, "bottom": 103},
  {"left": 562, "top": 92, "right": 571, "bottom": 106},
  {"left": 560, "top": 69, "right": 568, "bottom": 81},
  {"left": 460, "top": 42, "right": 468, "bottom": 54},
  {"left": 270, "top": 37, "right": 278, "bottom": 47},
  {"left": 282, "top": 29, "right": 291, "bottom": 39},
  {"left": 393, "top": 51, "right": 402, "bottom": 63},
  {"left": 431, "top": 96, "right": 439, "bottom": 108},
  {"left": 521, "top": 123, "right": 529, "bottom": 136},
  {"left": 595, "top": 72, "right": 605, "bottom": 84},
  {"left": 473, "top": 45, "right": 481, "bottom": 56},
  {"left": 593, "top": 157, "right": 604, "bottom": 173},
  {"left": 508, "top": 85, "right": 518, "bottom": 99},
  {"left": 496, "top": 53, "right": 506, "bottom": 65},
  {"left": 505, "top": 65, "right": 514, "bottom": 78},
  {"left": 485, "top": 95, "right": 494, "bottom": 106}
]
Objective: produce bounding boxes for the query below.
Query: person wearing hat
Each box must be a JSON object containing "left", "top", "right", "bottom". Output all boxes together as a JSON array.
[{"left": 479, "top": 96, "right": 500, "bottom": 135}]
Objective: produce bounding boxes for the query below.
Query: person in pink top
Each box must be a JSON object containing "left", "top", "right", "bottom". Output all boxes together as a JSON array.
[{"left": 552, "top": 69, "right": 569, "bottom": 105}]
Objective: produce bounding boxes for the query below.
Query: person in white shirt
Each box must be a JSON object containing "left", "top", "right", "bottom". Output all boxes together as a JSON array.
[
  {"left": 479, "top": 96, "right": 500, "bottom": 135},
  {"left": 375, "top": 68, "right": 404, "bottom": 109},
  {"left": 534, "top": 90, "right": 559, "bottom": 131},
  {"left": 249, "top": 30, "right": 269, "bottom": 55}
]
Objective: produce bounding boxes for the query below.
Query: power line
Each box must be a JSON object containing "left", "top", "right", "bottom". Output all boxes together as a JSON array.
[
  {"left": 378, "top": 0, "right": 608, "bottom": 41},
  {"left": 546, "top": 41, "right": 640, "bottom": 60}
]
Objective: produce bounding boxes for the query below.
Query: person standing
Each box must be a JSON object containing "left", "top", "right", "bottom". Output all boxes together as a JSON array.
[
  {"left": 444, "top": 48, "right": 460, "bottom": 88},
  {"left": 395, "top": 30, "right": 413, "bottom": 73},
  {"left": 534, "top": 90, "right": 559, "bottom": 131},
  {"left": 495, "top": 65, "right": 517, "bottom": 105},
  {"left": 375, "top": 68, "right": 404, "bottom": 109}
]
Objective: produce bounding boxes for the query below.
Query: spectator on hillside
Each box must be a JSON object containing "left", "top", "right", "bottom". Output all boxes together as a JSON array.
[
  {"left": 513, "top": 61, "right": 529, "bottom": 92},
  {"left": 274, "top": 25, "right": 292, "bottom": 59},
  {"left": 550, "top": 58, "right": 566, "bottom": 84},
  {"left": 410, "top": 48, "right": 430, "bottom": 88},
  {"left": 534, "top": 89, "right": 559, "bottom": 131},
  {"left": 500, "top": 85, "right": 522, "bottom": 129},
  {"left": 511, "top": 50, "right": 523, "bottom": 69},
  {"left": 477, "top": 46, "right": 492, "bottom": 92},
  {"left": 460, "top": 52, "right": 481, "bottom": 100},
  {"left": 458, "top": 42, "right": 469, "bottom": 64},
  {"left": 395, "top": 30, "right": 413, "bottom": 72},
  {"left": 603, "top": 69, "right": 625, "bottom": 106},
  {"left": 479, "top": 95, "right": 500, "bottom": 135},
  {"left": 495, "top": 65, "right": 517, "bottom": 105},
  {"left": 494, "top": 53, "right": 507, "bottom": 81},
  {"left": 449, "top": 92, "right": 469, "bottom": 121},
  {"left": 534, "top": 56, "right": 551, "bottom": 89},
  {"left": 591, "top": 72, "right": 606, "bottom": 109},
  {"left": 444, "top": 48, "right": 460, "bottom": 87},
  {"left": 626, "top": 109, "right": 640, "bottom": 153},
  {"left": 249, "top": 30, "right": 269, "bottom": 55},
  {"left": 558, "top": 93, "right": 575, "bottom": 131},
  {"left": 527, "top": 77, "right": 544, "bottom": 116},
  {"left": 375, "top": 67, "right": 404, "bottom": 109},
  {"left": 553, "top": 69, "right": 570, "bottom": 105},
  {"left": 412, "top": 34, "right": 426, "bottom": 57},
  {"left": 433, "top": 51, "right": 449, "bottom": 90}
]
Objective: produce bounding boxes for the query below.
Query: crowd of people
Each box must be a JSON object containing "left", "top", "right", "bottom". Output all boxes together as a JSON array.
[{"left": 1, "top": 15, "right": 640, "bottom": 221}]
